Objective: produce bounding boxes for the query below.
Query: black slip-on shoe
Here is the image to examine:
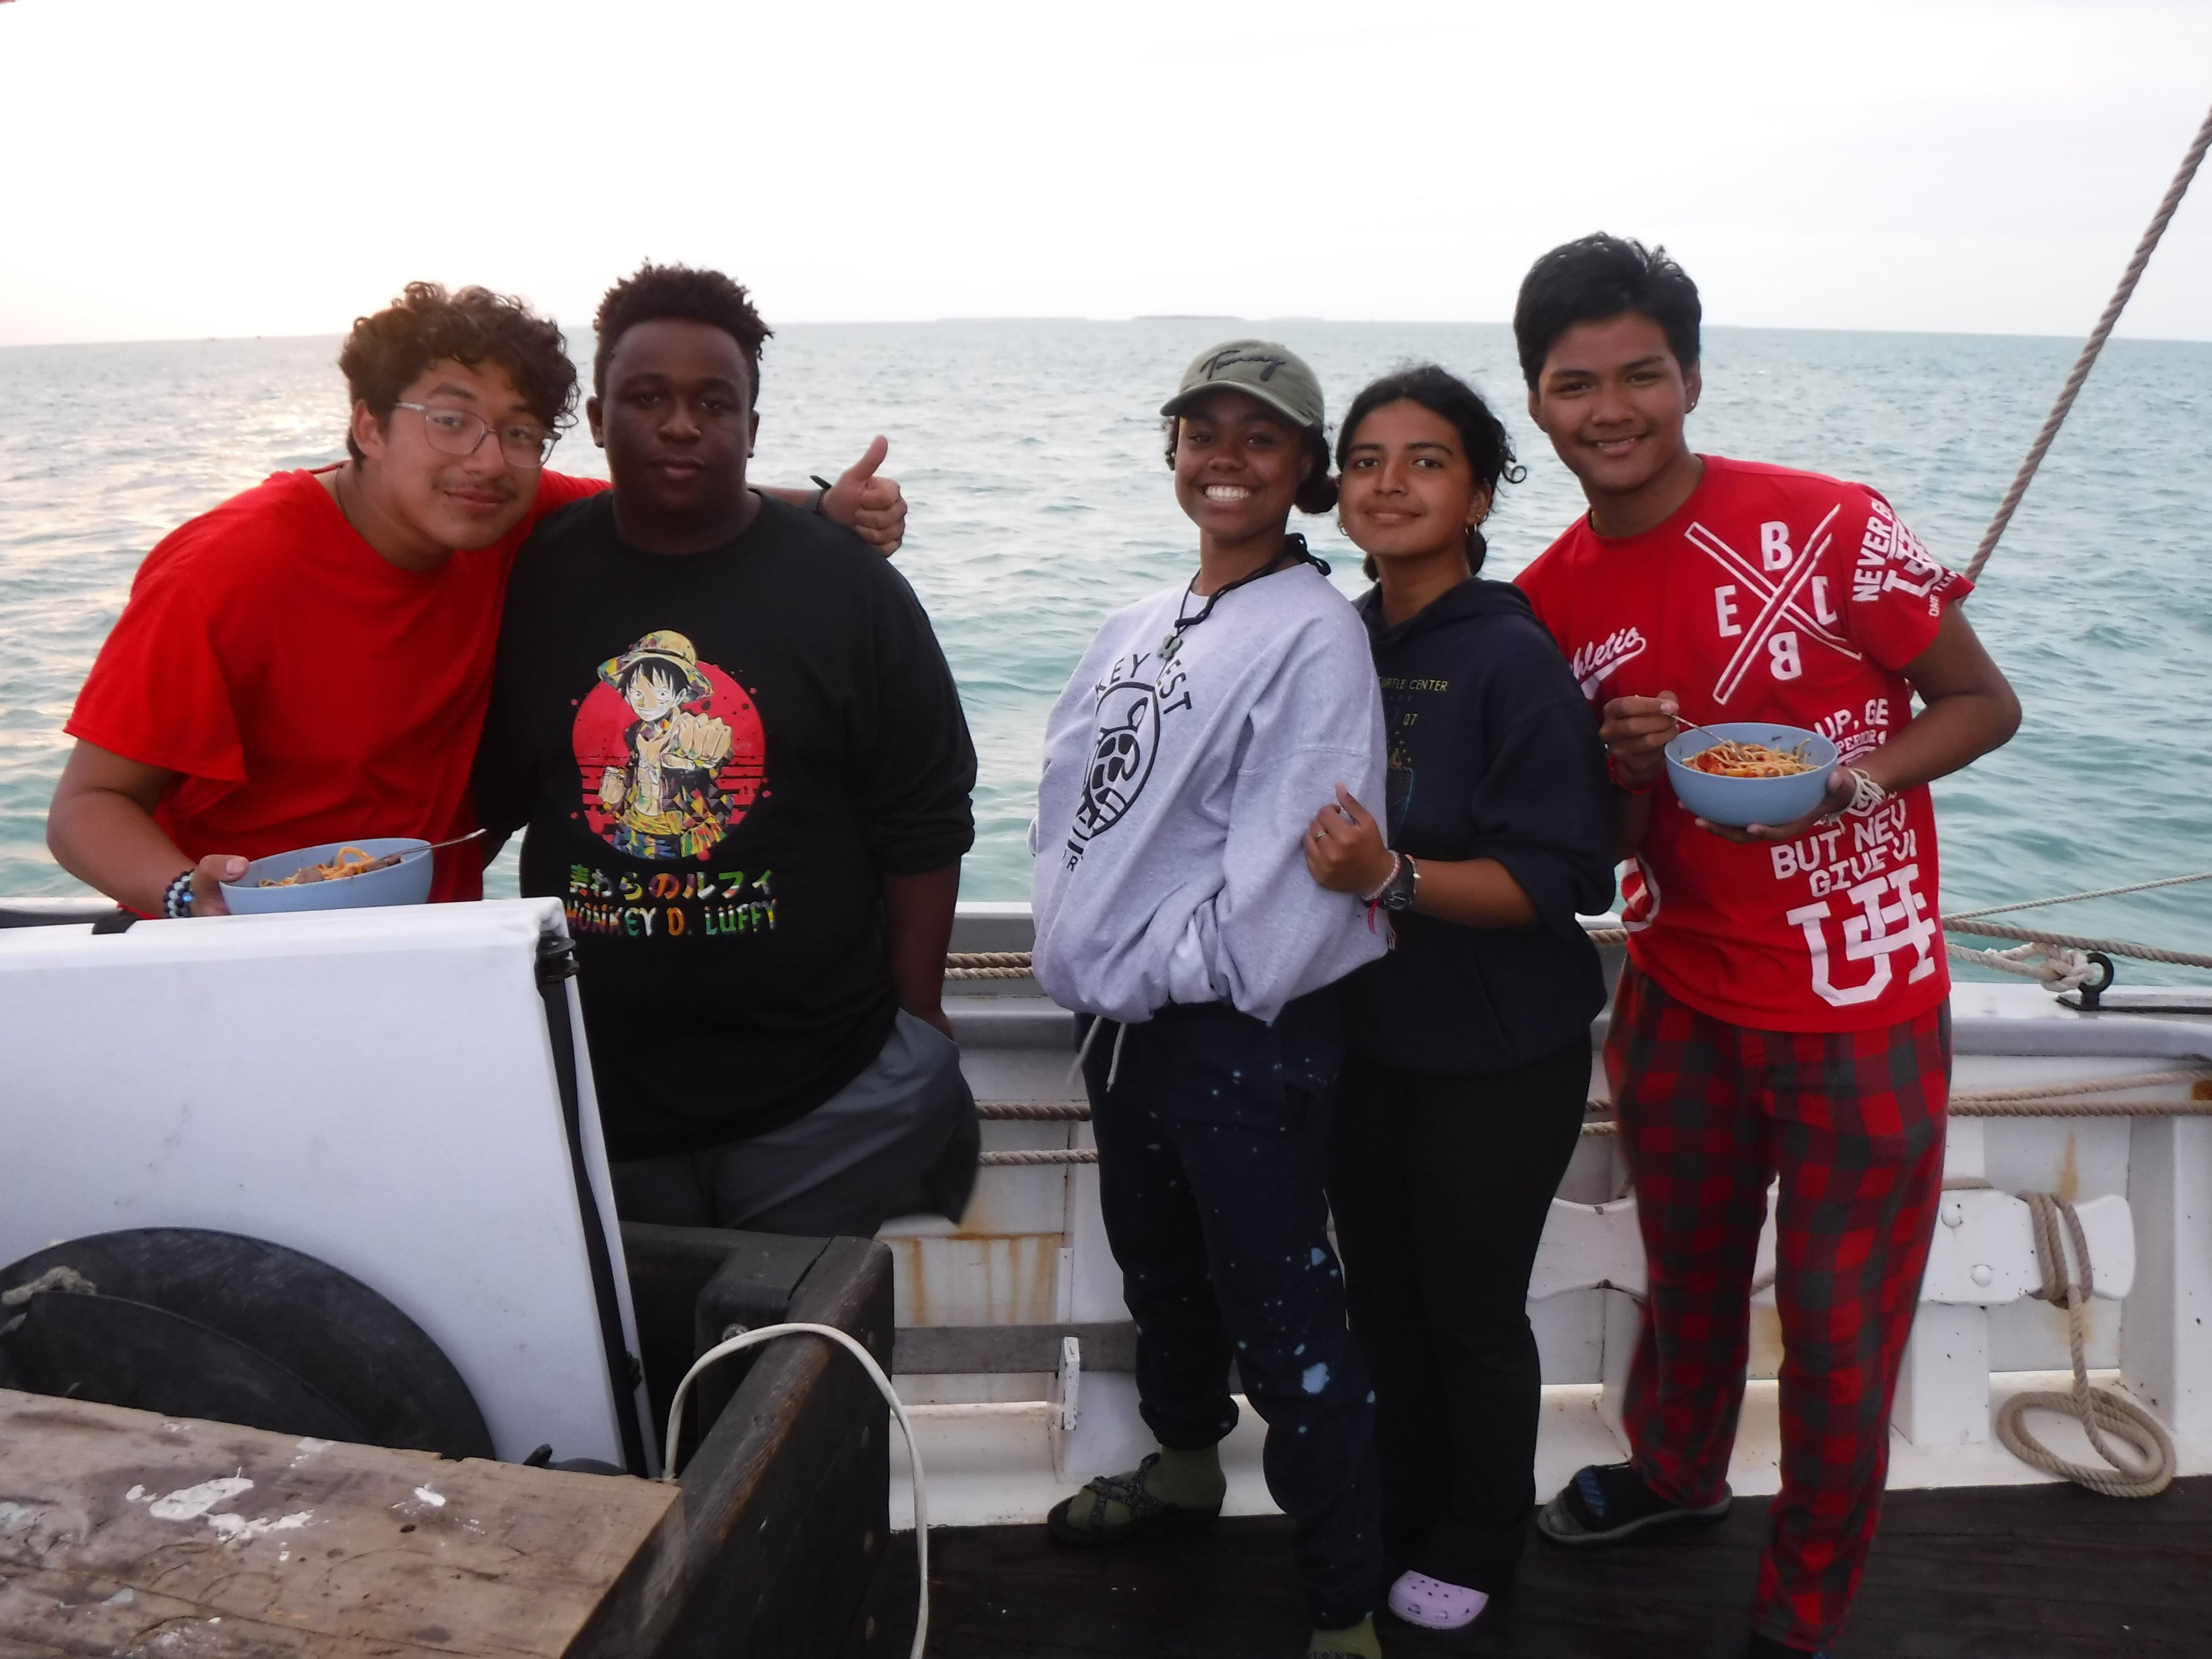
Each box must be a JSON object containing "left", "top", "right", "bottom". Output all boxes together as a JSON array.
[
  {"left": 1045, "top": 1454, "right": 1223, "bottom": 1547},
  {"left": 1534, "top": 1460, "right": 1732, "bottom": 1548}
]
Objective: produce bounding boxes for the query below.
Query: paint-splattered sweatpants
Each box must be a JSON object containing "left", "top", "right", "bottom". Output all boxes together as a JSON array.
[{"left": 1083, "top": 994, "right": 1383, "bottom": 1630}]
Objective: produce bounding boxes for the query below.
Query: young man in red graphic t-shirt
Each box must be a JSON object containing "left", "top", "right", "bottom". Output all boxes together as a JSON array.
[
  {"left": 1510, "top": 236, "right": 2019, "bottom": 1659},
  {"left": 48, "top": 282, "right": 905, "bottom": 918}
]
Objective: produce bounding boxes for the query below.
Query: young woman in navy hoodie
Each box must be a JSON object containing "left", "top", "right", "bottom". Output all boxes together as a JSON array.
[{"left": 1302, "top": 366, "right": 1615, "bottom": 1635}]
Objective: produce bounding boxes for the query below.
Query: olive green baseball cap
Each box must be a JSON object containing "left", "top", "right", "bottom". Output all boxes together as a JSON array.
[{"left": 1160, "top": 339, "right": 1325, "bottom": 431}]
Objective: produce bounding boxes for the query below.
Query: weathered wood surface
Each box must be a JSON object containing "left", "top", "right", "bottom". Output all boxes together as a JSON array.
[
  {"left": 0, "top": 1388, "right": 683, "bottom": 1658},
  {"left": 879, "top": 1475, "right": 2212, "bottom": 1657}
]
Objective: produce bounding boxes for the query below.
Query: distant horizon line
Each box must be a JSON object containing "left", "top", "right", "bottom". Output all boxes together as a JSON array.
[{"left": 5, "top": 317, "right": 2212, "bottom": 352}]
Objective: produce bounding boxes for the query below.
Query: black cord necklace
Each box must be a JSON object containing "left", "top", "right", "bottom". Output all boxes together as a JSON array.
[{"left": 1159, "top": 534, "right": 1328, "bottom": 660}]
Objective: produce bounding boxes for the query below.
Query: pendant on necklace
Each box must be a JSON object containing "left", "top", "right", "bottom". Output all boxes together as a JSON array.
[{"left": 1159, "top": 632, "right": 1183, "bottom": 662}]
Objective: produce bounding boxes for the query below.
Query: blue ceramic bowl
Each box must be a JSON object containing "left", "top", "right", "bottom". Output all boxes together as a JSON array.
[
  {"left": 1664, "top": 723, "right": 1839, "bottom": 829},
  {"left": 220, "top": 836, "right": 435, "bottom": 914}
]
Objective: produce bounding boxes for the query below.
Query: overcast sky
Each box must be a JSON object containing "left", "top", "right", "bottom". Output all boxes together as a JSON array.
[{"left": 3, "top": 0, "right": 2209, "bottom": 347}]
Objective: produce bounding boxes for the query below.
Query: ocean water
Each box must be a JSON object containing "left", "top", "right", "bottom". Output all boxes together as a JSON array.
[{"left": 2, "top": 322, "right": 2209, "bottom": 980}]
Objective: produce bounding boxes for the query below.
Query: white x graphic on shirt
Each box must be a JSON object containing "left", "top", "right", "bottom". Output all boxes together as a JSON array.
[{"left": 1684, "top": 504, "right": 1860, "bottom": 703}]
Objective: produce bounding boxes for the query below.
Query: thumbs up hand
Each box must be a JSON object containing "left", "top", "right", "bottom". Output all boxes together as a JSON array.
[{"left": 821, "top": 435, "right": 907, "bottom": 556}]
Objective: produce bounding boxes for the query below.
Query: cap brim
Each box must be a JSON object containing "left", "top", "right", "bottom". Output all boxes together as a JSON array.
[{"left": 1159, "top": 382, "right": 1320, "bottom": 429}]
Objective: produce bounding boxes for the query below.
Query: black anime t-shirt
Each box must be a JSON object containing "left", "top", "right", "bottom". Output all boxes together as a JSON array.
[{"left": 478, "top": 493, "right": 976, "bottom": 1157}]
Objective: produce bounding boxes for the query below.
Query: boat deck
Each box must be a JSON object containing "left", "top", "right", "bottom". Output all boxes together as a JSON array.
[{"left": 878, "top": 1476, "right": 2212, "bottom": 1657}]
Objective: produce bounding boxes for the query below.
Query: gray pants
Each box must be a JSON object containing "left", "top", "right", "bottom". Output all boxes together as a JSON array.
[{"left": 610, "top": 1010, "right": 980, "bottom": 1238}]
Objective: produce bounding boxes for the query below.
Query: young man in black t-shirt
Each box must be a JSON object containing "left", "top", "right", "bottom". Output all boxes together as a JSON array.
[{"left": 478, "top": 263, "right": 979, "bottom": 1237}]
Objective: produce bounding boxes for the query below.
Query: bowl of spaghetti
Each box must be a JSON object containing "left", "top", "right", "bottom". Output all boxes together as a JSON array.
[
  {"left": 1663, "top": 722, "right": 1839, "bottom": 828},
  {"left": 219, "top": 837, "right": 434, "bottom": 914}
]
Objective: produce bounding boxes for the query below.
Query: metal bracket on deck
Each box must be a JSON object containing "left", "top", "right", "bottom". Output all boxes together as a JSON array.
[{"left": 1057, "top": 1336, "right": 1081, "bottom": 1433}]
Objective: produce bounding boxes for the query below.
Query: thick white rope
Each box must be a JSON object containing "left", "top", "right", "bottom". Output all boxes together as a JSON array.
[
  {"left": 1942, "top": 917, "right": 2212, "bottom": 973},
  {"left": 1994, "top": 1194, "right": 2176, "bottom": 1497},
  {"left": 942, "top": 878, "right": 2212, "bottom": 984},
  {"left": 1944, "top": 869, "right": 2212, "bottom": 924},
  {"left": 974, "top": 1075, "right": 2212, "bottom": 1159},
  {"left": 1949, "top": 1070, "right": 2211, "bottom": 1105},
  {"left": 1947, "top": 938, "right": 2096, "bottom": 989},
  {"left": 1963, "top": 100, "right": 2212, "bottom": 584},
  {"left": 663, "top": 1323, "right": 929, "bottom": 1659}
]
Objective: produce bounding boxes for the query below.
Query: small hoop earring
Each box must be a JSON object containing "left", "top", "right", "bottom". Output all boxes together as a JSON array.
[{"left": 1334, "top": 518, "right": 1351, "bottom": 538}]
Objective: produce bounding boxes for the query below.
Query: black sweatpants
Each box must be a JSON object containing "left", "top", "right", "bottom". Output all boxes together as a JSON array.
[
  {"left": 1084, "top": 995, "right": 1382, "bottom": 1630},
  {"left": 1326, "top": 1038, "right": 1589, "bottom": 1594}
]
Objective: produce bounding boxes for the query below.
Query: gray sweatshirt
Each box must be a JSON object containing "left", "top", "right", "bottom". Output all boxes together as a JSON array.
[{"left": 1030, "top": 558, "right": 1388, "bottom": 1025}]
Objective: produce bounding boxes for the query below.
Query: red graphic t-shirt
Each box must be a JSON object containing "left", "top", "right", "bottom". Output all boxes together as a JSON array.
[
  {"left": 1515, "top": 456, "right": 1972, "bottom": 1033},
  {"left": 67, "top": 467, "right": 606, "bottom": 902}
]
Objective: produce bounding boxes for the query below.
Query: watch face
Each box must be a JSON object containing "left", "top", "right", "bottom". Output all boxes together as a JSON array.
[{"left": 1383, "top": 860, "right": 1417, "bottom": 910}]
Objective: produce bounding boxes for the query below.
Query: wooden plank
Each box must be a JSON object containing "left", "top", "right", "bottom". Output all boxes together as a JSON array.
[
  {"left": 893, "top": 1322, "right": 1137, "bottom": 1374},
  {"left": 0, "top": 1387, "right": 683, "bottom": 1658}
]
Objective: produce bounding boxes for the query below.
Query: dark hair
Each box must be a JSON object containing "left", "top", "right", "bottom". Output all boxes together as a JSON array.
[
  {"left": 1512, "top": 233, "right": 1701, "bottom": 390},
  {"left": 593, "top": 262, "right": 772, "bottom": 401},
  {"left": 620, "top": 659, "right": 686, "bottom": 699},
  {"left": 1334, "top": 364, "right": 1525, "bottom": 579},
  {"left": 1161, "top": 417, "right": 1339, "bottom": 516},
  {"left": 337, "top": 282, "right": 576, "bottom": 465}
]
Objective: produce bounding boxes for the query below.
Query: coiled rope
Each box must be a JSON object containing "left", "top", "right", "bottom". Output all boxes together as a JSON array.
[
  {"left": 1993, "top": 1192, "right": 2177, "bottom": 1497},
  {"left": 1962, "top": 99, "right": 2212, "bottom": 584}
]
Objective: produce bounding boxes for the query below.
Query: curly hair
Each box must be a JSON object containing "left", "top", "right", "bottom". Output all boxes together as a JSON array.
[
  {"left": 1335, "top": 364, "right": 1526, "bottom": 579},
  {"left": 1161, "top": 419, "right": 1339, "bottom": 517},
  {"left": 592, "top": 263, "right": 773, "bottom": 401},
  {"left": 1512, "top": 233, "right": 1701, "bottom": 390},
  {"left": 337, "top": 283, "right": 575, "bottom": 465}
]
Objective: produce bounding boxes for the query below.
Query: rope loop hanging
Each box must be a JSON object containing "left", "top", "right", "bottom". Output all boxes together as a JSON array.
[{"left": 1993, "top": 1192, "right": 2176, "bottom": 1497}]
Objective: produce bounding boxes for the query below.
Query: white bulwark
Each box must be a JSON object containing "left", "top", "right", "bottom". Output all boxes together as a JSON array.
[{"left": 890, "top": 903, "right": 2212, "bottom": 1527}]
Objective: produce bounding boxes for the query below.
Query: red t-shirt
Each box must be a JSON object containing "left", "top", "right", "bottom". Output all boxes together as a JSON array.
[
  {"left": 67, "top": 467, "right": 606, "bottom": 902},
  {"left": 1515, "top": 456, "right": 1972, "bottom": 1033}
]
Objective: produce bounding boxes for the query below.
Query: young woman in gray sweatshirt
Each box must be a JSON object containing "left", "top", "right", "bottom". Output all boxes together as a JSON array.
[{"left": 1030, "top": 340, "right": 1392, "bottom": 1659}]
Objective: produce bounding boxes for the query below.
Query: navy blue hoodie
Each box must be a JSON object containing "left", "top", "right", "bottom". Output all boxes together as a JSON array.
[{"left": 1339, "top": 577, "right": 1615, "bottom": 1075}]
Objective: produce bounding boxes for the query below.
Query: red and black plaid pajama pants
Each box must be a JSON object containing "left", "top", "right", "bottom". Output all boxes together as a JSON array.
[{"left": 1605, "top": 962, "right": 1949, "bottom": 1653}]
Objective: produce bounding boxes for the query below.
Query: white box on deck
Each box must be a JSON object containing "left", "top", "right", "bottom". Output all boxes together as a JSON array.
[{"left": 0, "top": 899, "right": 645, "bottom": 1468}]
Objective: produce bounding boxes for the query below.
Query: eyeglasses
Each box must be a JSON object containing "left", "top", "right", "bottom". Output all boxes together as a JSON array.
[{"left": 393, "top": 402, "right": 560, "bottom": 468}]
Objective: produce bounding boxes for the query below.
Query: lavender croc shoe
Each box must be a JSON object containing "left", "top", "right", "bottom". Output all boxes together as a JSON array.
[{"left": 1387, "top": 1569, "right": 1489, "bottom": 1631}]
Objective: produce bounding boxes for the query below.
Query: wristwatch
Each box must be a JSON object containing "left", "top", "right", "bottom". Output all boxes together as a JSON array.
[{"left": 1379, "top": 853, "right": 1419, "bottom": 913}]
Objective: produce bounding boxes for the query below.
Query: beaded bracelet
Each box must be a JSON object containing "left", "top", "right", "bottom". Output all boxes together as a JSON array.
[
  {"left": 1843, "top": 767, "right": 1889, "bottom": 815},
  {"left": 162, "top": 868, "right": 195, "bottom": 919}
]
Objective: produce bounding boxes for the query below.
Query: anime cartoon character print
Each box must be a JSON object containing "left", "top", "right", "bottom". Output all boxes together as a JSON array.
[{"left": 571, "top": 630, "right": 768, "bottom": 860}]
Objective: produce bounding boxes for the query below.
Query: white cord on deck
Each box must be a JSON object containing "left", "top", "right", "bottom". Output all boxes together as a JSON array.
[{"left": 662, "top": 1322, "right": 929, "bottom": 1659}]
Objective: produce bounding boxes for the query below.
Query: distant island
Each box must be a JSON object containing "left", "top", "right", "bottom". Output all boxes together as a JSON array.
[{"left": 1132, "top": 314, "right": 1241, "bottom": 322}]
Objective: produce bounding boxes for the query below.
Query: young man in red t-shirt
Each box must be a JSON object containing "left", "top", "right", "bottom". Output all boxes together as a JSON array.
[
  {"left": 48, "top": 281, "right": 904, "bottom": 918},
  {"left": 1510, "top": 236, "right": 2019, "bottom": 1659}
]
